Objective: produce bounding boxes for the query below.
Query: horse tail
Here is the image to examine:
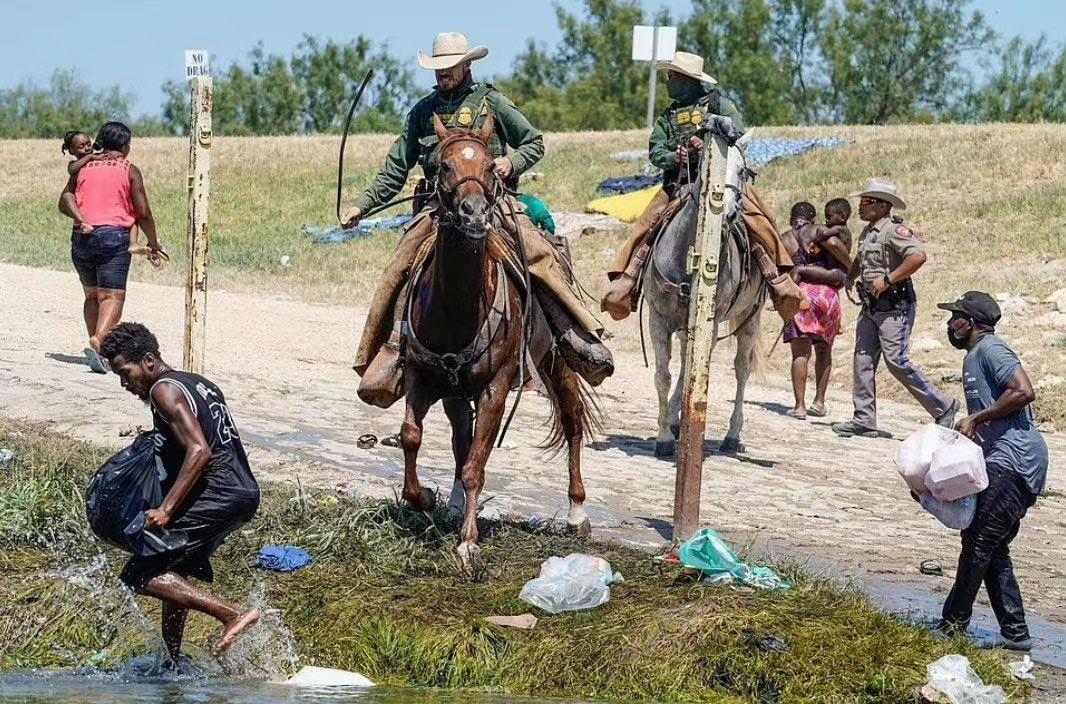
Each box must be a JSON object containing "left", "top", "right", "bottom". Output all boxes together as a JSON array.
[{"left": 538, "top": 359, "right": 604, "bottom": 457}]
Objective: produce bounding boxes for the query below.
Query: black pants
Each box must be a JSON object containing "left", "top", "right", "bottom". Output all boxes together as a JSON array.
[{"left": 942, "top": 464, "right": 1037, "bottom": 640}]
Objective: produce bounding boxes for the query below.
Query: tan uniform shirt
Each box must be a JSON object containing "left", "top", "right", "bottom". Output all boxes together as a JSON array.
[{"left": 856, "top": 215, "right": 923, "bottom": 285}]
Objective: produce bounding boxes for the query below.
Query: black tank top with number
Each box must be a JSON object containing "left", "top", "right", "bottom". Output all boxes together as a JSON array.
[{"left": 149, "top": 370, "right": 258, "bottom": 498}]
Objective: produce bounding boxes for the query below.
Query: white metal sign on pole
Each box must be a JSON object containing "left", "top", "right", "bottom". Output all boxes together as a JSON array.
[
  {"left": 673, "top": 131, "right": 729, "bottom": 543},
  {"left": 632, "top": 25, "right": 677, "bottom": 130},
  {"left": 183, "top": 51, "right": 213, "bottom": 375}
]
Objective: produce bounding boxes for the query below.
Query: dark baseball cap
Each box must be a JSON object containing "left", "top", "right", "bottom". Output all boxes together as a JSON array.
[{"left": 937, "top": 291, "right": 1001, "bottom": 326}]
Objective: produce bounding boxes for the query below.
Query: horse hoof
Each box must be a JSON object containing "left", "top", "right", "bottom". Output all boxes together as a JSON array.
[
  {"left": 655, "top": 440, "right": 676, "bottom": 458},
  {"left": 456, "top": 541, "right": 482, "bottom": 575},
  {"left": 567, "top": 518, "right": 592, "bottom": 538},
  {"left": 719, "top": 438, "right": 745, "bottom": 453},
  {"left": 405, "top": 487, "right": 436, "bottom": 512}
]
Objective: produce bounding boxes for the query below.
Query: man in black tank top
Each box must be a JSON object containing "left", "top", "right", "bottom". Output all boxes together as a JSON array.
[{"left": 100, "top": 322, "right": 261, "bottom": 662}]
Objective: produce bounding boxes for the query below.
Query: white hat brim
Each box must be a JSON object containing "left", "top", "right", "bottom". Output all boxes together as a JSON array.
[
  {"left": 417, "top": 46, "right": 488, "bottom": 70},
  {"left": 654, "top": 60, "right": 717, "bottom": 85},
  {"left": 849, "top": 190, "right": 906, "bottom": 210}
]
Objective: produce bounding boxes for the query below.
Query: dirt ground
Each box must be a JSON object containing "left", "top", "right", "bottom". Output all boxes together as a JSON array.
[{"left": 2, "top": 262, "right": 1064, "bottom": 675}]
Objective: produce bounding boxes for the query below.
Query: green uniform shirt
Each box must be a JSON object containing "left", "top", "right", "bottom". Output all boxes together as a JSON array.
[
  {"left": 856, "top": 215, "right": 924, "bottom": 285},
  {"left": 648, "top": 85, "right": 744, "bottom": 189},
  {"left": 354, "top": 78, "right": 545, "bottom": 213}
]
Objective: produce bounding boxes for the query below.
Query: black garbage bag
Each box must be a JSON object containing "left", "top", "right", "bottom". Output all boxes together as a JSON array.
[{"left": 85, "top": 432, "right": 187, "bottom": 556}]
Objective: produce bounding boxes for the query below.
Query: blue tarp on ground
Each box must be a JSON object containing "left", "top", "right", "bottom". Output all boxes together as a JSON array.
[
  {"left": 303, "top": 214, "right": 414, "bottom": 244},
  {"left": 596, "top": 137, "right": 847, "bottom": 195}
]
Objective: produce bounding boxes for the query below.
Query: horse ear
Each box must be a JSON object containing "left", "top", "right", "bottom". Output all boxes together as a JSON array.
[
  {"left": 477, "top": 114, "right": 495, "bottom": 144},
  {"left": 432, "top": 113, "right": 449, "bottom": 141}
]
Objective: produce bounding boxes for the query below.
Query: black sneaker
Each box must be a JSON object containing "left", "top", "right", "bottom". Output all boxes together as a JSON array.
[
  {"left": 831, "top": 421, "right": 880, "bottom": 438},
  {"left": 977, "top": 634, "right": 1033, "bottom": 652}
]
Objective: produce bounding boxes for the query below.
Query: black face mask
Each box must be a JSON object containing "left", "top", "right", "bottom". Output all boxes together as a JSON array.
[{"left": 947, "top": 321, "right": 971, "bottom": 349}]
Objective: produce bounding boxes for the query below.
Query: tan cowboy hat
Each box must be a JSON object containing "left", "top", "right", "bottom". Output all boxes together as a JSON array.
[
  {"left": 850, "top": 178, "right": 907, "bottom": 210},
  {"left": 654, "top": 51, "right": 717, "bottom": 85},
  {"left": 417, "top": 32, "right": 488, "bottom": 70}
]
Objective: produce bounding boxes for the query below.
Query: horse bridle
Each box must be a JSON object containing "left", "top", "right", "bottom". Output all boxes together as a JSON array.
[{"left": 433, "top": 133, "right": 503, "bottom": 222}]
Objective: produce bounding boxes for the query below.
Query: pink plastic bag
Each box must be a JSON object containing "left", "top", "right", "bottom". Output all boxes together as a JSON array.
[{"left": 925, "top": 432, "right": 988, "bottom": 501}]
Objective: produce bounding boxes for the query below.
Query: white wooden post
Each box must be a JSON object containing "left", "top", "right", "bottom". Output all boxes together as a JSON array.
[
  {"left": 183, "top": 75, "right": 212, "bottom": 375},
  {"left": 672, "top": 132, "right": 729, "bottom": 543}
]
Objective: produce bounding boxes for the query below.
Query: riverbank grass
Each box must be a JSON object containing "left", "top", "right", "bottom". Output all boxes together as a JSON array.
[{"left": 0, "top": 419, "right": 1021, "bottom": 702}]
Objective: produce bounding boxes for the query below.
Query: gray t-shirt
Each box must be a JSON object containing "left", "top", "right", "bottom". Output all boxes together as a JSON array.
[{"left": 962, "top": 334, "right": 1049, "bottom": 495}]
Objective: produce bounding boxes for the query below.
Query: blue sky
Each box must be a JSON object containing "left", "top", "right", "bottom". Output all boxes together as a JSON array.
[{"left": 2, "top": 0, "right": 1059, "bottom": 117}]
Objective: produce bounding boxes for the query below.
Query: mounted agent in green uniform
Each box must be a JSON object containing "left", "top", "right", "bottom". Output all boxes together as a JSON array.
[
  {"left": 600, "top": 51, "right": 798, "bottom": 322},
  {"left": 345, "top": 33, "right": 612, "bottom": 407}
]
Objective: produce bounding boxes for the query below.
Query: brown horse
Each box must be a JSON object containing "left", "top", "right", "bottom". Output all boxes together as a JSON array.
[{"left": 399, "top": 114, "right": 598, "bottom": 569}]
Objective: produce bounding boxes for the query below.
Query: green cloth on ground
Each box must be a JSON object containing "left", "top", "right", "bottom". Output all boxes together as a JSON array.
[
  {"left": 678, "top": 528, "right": 789, "bottom": 590},
  {"left": 517, "top": 194, "right": 555, "bottom": 234}
]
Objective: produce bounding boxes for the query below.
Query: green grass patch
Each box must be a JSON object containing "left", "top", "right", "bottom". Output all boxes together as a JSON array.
[{"left": 0, "top": 419, "right": 1022, "bottom": 702}]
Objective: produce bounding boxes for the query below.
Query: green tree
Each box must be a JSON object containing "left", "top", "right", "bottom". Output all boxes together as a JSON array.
[
  {"left": 160, "top": 36, "right": 416, "bottom": 136},
  {"left": 769, "top": 0, "right": 827, "bottom": 123},
  {"left": 954, "top": 35, "right": 1066, "bottom": 122},
  {"left": 680, "top": 0, "right": 794, "bottom": 125},
  {"left": 501, "top": 0, "right": 677, "bottom": 130},
  {"left": 0, "top": 69, "right": 132, "bottom": 139},
  {"left": 819, "top": 0, "right": 993, "bottom": 124}
]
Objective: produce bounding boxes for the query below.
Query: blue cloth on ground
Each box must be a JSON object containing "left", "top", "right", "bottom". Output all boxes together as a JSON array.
[
  {"left": 258, "top": 545, "right": 313, "bottom": 572},
  {"left": 303, "top": 214, "right": 414, "bottom": 245},
  {"left": 596, "top": 137, "right": 847, "bottom": 195}
]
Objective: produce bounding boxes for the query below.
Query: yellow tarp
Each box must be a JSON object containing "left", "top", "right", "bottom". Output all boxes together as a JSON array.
[{"left": 585, "top": 185, "right": 660, "bottom": 223}]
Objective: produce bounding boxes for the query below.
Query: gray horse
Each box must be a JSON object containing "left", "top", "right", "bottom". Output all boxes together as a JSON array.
[{"left": 643, "top": 128, "right": 766, "bottom": 457}]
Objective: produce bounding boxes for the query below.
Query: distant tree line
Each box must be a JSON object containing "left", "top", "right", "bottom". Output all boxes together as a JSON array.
[{"left": 2, "top": 1, "right": 1065, "bottom": 139}]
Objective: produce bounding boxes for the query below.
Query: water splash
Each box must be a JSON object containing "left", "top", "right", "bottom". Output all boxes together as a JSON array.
[{"left": 217, "top": 579, "right": 300, "bottom": 680}]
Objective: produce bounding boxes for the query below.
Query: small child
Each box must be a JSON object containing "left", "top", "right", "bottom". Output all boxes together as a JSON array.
[
  {"left": 807, "top": 198, "right": 852, "bottom": 269},
  {"left": 62, "top": 130, "right": 154, "bottom": 259}
]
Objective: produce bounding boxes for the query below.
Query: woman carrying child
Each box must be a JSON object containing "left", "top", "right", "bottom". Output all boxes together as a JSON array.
[
  {"left": 780, "top": 199, "right": 853, "bottom": 418},
  {"left": 59, "top": 122, "right": 165, "bottom": 373}
]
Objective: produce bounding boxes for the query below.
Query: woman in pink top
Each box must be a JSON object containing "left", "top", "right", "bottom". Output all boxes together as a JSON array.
[{"left": 60, "top": 122, "right": 164, "bottom": 372}]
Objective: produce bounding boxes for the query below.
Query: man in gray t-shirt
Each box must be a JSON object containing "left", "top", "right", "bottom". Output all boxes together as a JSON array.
[{"left": 935, "top": 291, "right": 1048, "bottom": 651}]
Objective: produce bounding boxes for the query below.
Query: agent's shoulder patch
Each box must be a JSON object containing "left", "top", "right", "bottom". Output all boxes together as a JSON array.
[{"left": 895, "top": 225, "right": 917, "bottom": 240}]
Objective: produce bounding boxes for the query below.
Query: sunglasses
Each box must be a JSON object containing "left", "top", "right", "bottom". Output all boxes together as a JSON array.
[{"left": 859, "top": 196, "right": 890, "bottom": 206}]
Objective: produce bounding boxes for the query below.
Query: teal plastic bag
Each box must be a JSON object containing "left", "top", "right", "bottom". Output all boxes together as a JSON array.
[
  {"left": 678, "top": 528, "right": 789, "bottom": 590},
  {"left": 517, "top": 194, "right": 555, "bottom": 234}
]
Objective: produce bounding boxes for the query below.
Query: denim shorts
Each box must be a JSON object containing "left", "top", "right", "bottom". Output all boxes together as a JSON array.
[{"left": 70, "top": 225, "right": 132, "bottom": 291}]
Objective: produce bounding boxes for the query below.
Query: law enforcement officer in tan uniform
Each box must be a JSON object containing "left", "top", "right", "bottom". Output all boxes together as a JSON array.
[
  {"left": 832, "top": 179, "right": 960, "bottom": 437},
  {"left": 343, "top": 33, "right": 612, "bottom": 406}
]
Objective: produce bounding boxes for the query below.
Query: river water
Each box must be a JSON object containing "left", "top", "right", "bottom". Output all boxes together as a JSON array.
[{"left": 0, "top": 672, "right": 595, "bottom": 704}]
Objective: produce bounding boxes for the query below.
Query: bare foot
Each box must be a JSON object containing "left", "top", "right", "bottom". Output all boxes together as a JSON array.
[{"left": 212, "top": 609, "right": 261, "bottom": 657}]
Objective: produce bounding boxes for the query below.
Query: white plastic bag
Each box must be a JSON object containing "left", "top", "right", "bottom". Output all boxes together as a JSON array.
[
  {"left": 286, "top": 666, "right": 374, "bottom": 687},
  {"left": 518, "top": 553, "right": 623, "bottom": 614},
  {"left": 926, "top": 654, "right": 1007, "bottom": 704},
  {"left": 897, "top": 424, "right": 957, "bottom": 493},
  {"left": 920, "top": 494, "right": 977, "bottom": 530},
  {"left": 926, "top": 433, "right": 988, "bottom": 502}
]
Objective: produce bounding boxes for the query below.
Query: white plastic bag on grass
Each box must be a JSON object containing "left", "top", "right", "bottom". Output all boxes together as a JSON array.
[
  {"left": 518, "top": 553, "right": 623, "bottom": 614},
  {"left": 926, "top": 654, "right": 1006, "bottom": 704},
  {"left": 920, "top": 494, "right": 977, "bottom": 530}
]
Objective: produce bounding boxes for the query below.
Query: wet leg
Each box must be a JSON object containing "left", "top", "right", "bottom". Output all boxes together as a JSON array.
[
  {"left": 443, "top": 397, "right": 473, "bottom": 514},
  {"left": 140, "top": 572, "right": 260, "bottom": 657},
  {"left": 401, "top": 382, "right": 436, "bottom": 512}
]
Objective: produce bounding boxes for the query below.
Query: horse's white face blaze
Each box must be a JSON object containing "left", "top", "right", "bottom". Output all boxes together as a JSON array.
[{"left": 461, "top": 146, "right": 475, "bottom": 160}]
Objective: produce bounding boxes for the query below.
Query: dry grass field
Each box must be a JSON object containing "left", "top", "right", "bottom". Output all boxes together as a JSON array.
[{"left": 1, "top": 125, "right": 1064, "bottom": 422}]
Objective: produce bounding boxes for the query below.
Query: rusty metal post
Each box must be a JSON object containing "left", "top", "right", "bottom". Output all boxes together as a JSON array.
[
  {"left": 672, "top": 131, "right": 729, "bottom": 543},
  {"left": 183, "top": 76, "right": 213, "bottom": 374}
]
